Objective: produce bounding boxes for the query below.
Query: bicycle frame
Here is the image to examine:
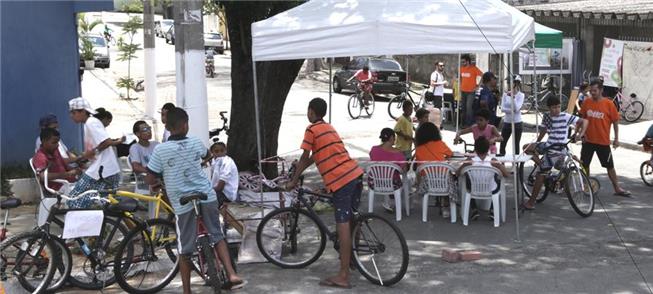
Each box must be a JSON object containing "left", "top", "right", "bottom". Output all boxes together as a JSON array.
[
  {"left": 189, "top": 200, "right": 225, "bottom": 280},
  {"left": 291, "top": 189, "right": 339, "bottom": 244}
]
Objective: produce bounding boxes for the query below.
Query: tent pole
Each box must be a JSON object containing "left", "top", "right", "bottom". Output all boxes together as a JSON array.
[
  {"left": 560, "top": 47, "right": 563, "bottom": 104},
  {"left": 532, "top": 42, "right": 539, "bottom": 134},
  {"left": 456, "top": 53, "right": 461, "bottom": 133},
  {"left": 252, "top": 60, "right": 265, "bottom": 217},
  {"left": 509, "top": 51, "right": 520, "bottom": 242},
  {"left": 329, "top": 58, "right": 332, "bottom": 123}
]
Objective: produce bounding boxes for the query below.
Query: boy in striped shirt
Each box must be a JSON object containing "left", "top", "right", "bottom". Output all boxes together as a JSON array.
[
  {"left": 288, "top": 97, "right": 363, "bottom": 289},
  {"left": 522, "top": 96, "right": 588, "bottom": 210}
]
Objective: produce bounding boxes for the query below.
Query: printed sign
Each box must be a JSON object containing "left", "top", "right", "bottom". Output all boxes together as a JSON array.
[
  {"left": 62, "top": 210, "right": 104, "bottom": 239},
  {"left": 519, "top": 39, "right": 574, "bottom": 75},
  {"left": 599, "top": 38, "right": 626, "bottom": 88}
]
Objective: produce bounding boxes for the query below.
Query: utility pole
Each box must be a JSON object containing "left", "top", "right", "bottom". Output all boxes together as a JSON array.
[
  {"left": 173, "top": 0, "right": 209, "bottom": 145},
  {"left": 143, "top": 0, "right": 158, "bottom": 138}
]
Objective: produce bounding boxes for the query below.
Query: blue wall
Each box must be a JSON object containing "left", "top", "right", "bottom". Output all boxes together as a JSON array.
[{"left": 1, "top": 0, "right": 113, "bottom": 166}]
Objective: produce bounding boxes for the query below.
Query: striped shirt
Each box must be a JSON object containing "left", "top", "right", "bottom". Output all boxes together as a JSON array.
[
  {"left": 301, "top": 121, "right": 363, "bottom": 192},
  {"left": 543, "top": 112, "right": 579, "bottom": 145},
  {"left": 147, "top": 135, "right": 216, "bottom": 215}
]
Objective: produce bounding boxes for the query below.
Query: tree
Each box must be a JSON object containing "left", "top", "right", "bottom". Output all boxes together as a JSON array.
[
  {"left": 221, "top": 1, "right": 305, "bottom": 176},
  {"left": 116, "top": 16, "right": 143, "bottom": 100},
  {"left": 77, "top": 13, "right": 102, "bottom": 35}
]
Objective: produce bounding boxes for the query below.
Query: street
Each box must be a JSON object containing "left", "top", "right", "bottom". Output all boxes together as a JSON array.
[{"left": 7, "top": 21, "right": 653, "bottom": 294}]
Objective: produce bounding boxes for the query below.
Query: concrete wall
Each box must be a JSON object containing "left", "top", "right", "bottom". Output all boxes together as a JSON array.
[
  {"left": 394, "top": 55, "right": 462, "bottom": 85},
  {"left": 0, "top": 0, "right": 113, "bottom": 166}
]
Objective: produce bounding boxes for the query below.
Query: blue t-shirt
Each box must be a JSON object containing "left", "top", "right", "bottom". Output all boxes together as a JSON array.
[
  {"left": 147, "top": 136, "right": 216, "bottom": 215},
  {"left": 477, "top": 85, "right": 497, "bottom": 117}
]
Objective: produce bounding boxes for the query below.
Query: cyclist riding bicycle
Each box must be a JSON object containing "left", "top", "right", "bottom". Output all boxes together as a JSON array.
[
  {"left": 522, "top": 96, "right": 588, "bottom": 210},
  {"left": 347, "top": 65, "right": 374, "bottom": 105},
  {"left": 638, "top": 123, "right": 653, "bottom": 165},
  {"left": 103, "top": 24, "right": 112, "bottom": 43}
]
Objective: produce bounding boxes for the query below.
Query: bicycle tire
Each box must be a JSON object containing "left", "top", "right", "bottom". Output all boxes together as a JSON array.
[
  {"left": 20, "top": 236, "right": 71, "bottom": 293},
  {"left": 352, "top": 213, "right": 408, "bottom": 287},
  {"left": 518, "top": 162, "right": 549, "bottom": 203},
  {"left": 364, "top": 94, "right": 376, "bottom": 117},
  {"left": 199, "top": 237, "right": 223, "bottom": 294},
  {"left": 641, "top": 161, "right": 653, "bottom": 187},
  {"left": 564, "top": 167, "right": 595, "bottom": 217},
  {"left": 238, "top": 171, "right": 261, "bottom": 192},
  {"left": 0, "top": 230, "right": 57, "bottom": 294},
  {"left": 67, "top": 217, "right": 129, "bottom": 290},
  {"left": 256, "top": 207, "right": 326, "bottom": 269},
  {"left": 387, "top": 95, "right": 405, "bottom": 120},
  {"left": 114, "top": 218, "right": 179, "bottom": 294},
  {"left": 347, "top": 94, "right": 362, "bottom": 119},
  {"left": 623, "top": 101, "right": 644, "bottom": 122}
]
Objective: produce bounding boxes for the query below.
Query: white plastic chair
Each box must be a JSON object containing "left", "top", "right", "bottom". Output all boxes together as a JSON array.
[
  {"left": 366, "top": 163, "right": 407, "bottom": 221},
  {"left": 415, "top": 163, "right": 456, "bottom": 223},
  {"left": 459, "top": 165, "right": 506, "bottom": 227},
  {"left": 29, "top": 158, "right": 73, "bottom": 226}
]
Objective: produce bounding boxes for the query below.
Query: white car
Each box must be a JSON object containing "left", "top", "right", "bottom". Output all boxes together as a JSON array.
[
  {"left": 155, "top": 19, "right": 173, "bottom": 38},
  {"left": 80, "top": 34, "right": 110, "bottom": 68},
  {"left": 204, "top": 33, "right": 224, "bottom": 54}
]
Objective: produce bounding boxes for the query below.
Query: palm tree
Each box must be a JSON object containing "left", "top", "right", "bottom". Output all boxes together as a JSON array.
[{"left": 77, "top": 13, "right": 102, "bottom": 36}]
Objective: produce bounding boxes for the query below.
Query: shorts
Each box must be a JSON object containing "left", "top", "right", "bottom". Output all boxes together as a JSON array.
[
  {"left": 175, "top": 200, "right": 224, "bottom": 255},
  {"left": 332, "top": 177, "right": 363, "bottom": 223},
  {"left": 535, "top": 142, "right": 566, "bottom": 173},
  {"left": 581, "top": 142, "right": 614, "bottom": 169}
]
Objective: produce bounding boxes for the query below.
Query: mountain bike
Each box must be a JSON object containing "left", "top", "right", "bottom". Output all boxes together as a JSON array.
[
  {"left": 613, "top": 90, "right": 644, "bottom": 122},
  {"left": 518, "top": 140, "right": 595, "bottom": 217},
  {"left": 387, "top": 82, "right": 427, "bottom": 120},
  {"left": 348, "top": 80, "right": 376, "bottom": 119},
  {"left": 256, "top": 181, "right": 409, "bottom": 286},
  {"left": 522, "top": 76, "right": 568, "bottom": 113}
]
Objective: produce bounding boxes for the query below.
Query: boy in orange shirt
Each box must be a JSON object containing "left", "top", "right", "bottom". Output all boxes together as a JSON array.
[
  {"left": 460, "top": 54, "right": 483, "bottom": 126},
  {"left": 579, "top": 79, "right": 630, "bottom": 196}
]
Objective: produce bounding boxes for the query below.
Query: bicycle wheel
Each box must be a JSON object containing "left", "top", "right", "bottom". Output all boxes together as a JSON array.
[
  {"left": 623, "top": 101, "right": 644, "bottom": 122},
  {"left": 114, "top": 218, "right": 179, "bottom": 294},
  {"left": 347, "top": 95, "right": 362, "bottom": 119},
  {"left": 198, "top": 236, "right": 224, "bottom": 294},
  {"left": 641, "top": 161, "right": 653, "bottom": 187},
  {"left": 364, "top": 94, "right": 376, "bottom": 117},
  {"left": 20, "top": 236, "right": 71, "bottom": 293},
  {"left": 564, "top": 167, "right": 595, "bottom": 217},
  {"left": 518, "top": 162, "right": 549, "bottom": 203},
  {"left": 387, "top": 94, "right": 405, "bottom": 120},
  {"left": 256, "top": 208, "right": 326, "bottom": 269},
  {"left": 589, "top": 176, "right": 601, "bottom": 194},
  {"left": 0, "top": 230, "right": 57, "bottom": 294},
  {"left": 67, "top": 217, "right": 129, "bottom": 290},
  {"left": 352, "top": 213, "right": 408, "bottom": 287},
  {"left": 238, "top": 171, "right": 261, "bottom": 192}
]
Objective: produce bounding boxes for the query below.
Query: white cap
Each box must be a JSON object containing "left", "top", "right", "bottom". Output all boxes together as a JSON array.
[{"left": 68, "top": 97, "right": 96, "bottom": 114}]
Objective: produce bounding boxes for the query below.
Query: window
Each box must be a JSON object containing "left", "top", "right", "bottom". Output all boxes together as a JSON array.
[{"left": 370, "top": 59, "right": 402, "bottom": 71}]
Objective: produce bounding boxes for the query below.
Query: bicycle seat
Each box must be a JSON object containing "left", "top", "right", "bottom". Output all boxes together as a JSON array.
[
  {"left": 179, "top": 193, "right": 207, "bottom": 206},
  {"left": 107, "top": 197, "right": 139, "bottom": 213},
  {"left": 1, "top": 197, "right": 21, "bottom": 209}
]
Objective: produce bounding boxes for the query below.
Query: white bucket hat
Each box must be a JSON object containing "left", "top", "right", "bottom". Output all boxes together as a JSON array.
[{"left": 68, "top": 97, "right": 96, "bottom": 114}]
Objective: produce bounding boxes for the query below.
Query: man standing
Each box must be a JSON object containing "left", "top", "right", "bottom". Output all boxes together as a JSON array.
[
  {"left": 459, "top": 54, "right": 483, "bottom": 126},
  {"left": 476, "top": 71, "right": 499, "bottom": 127},
  {"left": 579, "top": 79, "right": 631, "bottom": 197},
  {"left": 428, "top": 61, "right": 448, "bottom": 108}
]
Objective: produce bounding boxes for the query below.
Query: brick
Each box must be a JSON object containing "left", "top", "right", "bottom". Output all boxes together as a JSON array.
[
  {"left": 441, "top": 249, "right": 461, "bottom": 263},
  {"left": 459, "top": 250, "right": 482, "bottom": 261}
]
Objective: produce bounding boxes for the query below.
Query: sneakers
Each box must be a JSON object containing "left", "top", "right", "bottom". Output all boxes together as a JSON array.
[
  {"left": 382, "top": 202, "right": 395, "bottom": 213},
  {"left": 470, "top": 209, "right": 480, "bottom": 221},
  {"left": 441, "top": 208, "right": 450, "bottom": 218}
]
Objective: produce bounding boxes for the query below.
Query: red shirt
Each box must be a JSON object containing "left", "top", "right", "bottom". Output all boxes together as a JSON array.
[{"left": 33, "top": 147, "right": 73, "bottom": 191}]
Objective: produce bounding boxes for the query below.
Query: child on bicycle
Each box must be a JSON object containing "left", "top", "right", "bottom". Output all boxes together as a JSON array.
[
  {"left": 454, "top": 109, "right": 502, "bottom": 154},
  {"left": 145, "top": 108, "right": 245, "bottom": 293},
  {"left": 522, "top": 96, "right": 588, "bottom": 210},
  {"left": 637, "top": 123, "right": 653, "bottom": 165},
  {"left": 288, "top": 97, "right": 363, "bottom": 289}
]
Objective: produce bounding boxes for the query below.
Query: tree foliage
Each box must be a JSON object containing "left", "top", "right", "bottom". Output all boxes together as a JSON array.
[
  {"left": 117, "top": 0, "right": 144, "bottom": 13},
  {"left": 77, "top": 13, "right": 102, "bottom": 35},
  {"left": 116, "top": 16, "right": 143, "bottom": 100}
]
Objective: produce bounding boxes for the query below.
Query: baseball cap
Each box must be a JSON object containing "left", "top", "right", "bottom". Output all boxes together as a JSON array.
[
  {"left": 68, "top": 97, "right": 96, "bottom": 114},
  {"left": 39, "top": 114, "right": 58, "bottom": 128},
  {"left": 505, "top": 74, "right": 522, "bottom": 82}
]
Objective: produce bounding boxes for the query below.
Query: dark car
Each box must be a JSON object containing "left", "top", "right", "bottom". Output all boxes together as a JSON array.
[{"left": 332, "top": 57, "right": 406, "bottom": 95}]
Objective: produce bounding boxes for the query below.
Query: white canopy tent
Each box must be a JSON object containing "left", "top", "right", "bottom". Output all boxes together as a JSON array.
[{"left": 250, "top": 0, "right": 535, "bottom": 238}]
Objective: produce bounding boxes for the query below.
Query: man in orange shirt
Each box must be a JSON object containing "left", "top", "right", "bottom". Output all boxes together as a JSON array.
[
  {"left": 460, "top": 54, "right": 483, "bottom": 126},
  {"left": 579, "top": 79, "right": 630, "bottom": 196},
  {"left": 288, "top": 97, "right": 364, "bottom": 289}
]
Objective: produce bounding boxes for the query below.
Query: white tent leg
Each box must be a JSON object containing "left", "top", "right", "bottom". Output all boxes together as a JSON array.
[
  {"left": 329, "top": 59, "right": 332, "bottom": 123},
  {"left": 532, "top": 42, "right": 539, "bottom": 134},
  {"left": 560, "top": 51, "right": 563, "bottom": 104},
  {"left": 252, "top": 61, "right": 265, "bottom": 217},
  {"left": 509, "top": 51, "right": 520, "bottom": 242},
  {"left": 456, "top": 53, "right": 461, "bottom": 133}
]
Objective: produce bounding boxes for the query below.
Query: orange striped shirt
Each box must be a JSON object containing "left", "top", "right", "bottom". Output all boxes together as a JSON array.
[{"left": 301, "top": 121, "right": 363, "bottom": 192}]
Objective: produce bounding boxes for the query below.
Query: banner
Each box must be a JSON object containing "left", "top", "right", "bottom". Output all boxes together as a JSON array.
[
  {"left": 622, "top": 42, "right": 653, "bottom": 120},
  {"left": 519, "top": 38, "right": 573, "bottom": 75},
  {"left": 599, "top": 38, "right": 625, "bottom": 88}
]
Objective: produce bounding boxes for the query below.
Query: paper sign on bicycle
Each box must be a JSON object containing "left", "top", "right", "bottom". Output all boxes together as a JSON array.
[{"left": 62, "top": 210, "right": 104, "bottom": 239}]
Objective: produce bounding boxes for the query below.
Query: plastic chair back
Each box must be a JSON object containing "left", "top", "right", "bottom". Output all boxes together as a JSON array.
[
  {"left": 365, "top": 162, "right": 403, "bottom": 193},
  {"left": 416, "top": 163, "right": 455, "bottom": 194},
  {"left": 460, "top": 165, "right": 503, "bottom": 198}
]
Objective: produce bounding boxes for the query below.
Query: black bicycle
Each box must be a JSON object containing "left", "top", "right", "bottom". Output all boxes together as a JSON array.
[
  {"left": 256, "top": 182, "right": 409, "bottom": 287},
  {"left": 347, "top": 80, "right": 376, "bottom": 119},
  {"left": 388, "top": 82, "right": 427, "bottom": 120}
]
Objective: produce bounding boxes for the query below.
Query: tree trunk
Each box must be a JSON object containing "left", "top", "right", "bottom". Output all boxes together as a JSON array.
[{"left": 223, "top": 2, "right": 303, "bottom": 177}]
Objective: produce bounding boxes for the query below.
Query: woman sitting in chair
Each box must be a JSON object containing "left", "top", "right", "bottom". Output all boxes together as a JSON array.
[
  {"left": 369, "top": 128, "right": 407, "bottom": 213},
  {"left": 414, "top": 122, "right": 453, "bottom": 218}
]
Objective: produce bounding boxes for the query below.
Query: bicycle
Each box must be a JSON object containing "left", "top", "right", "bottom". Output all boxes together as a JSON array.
[
  {"left": 238, "top": 156, "right": 296, "bottom": 192},
  {"left": 347, "top": 80, "right": 376, "bottom": 119},
  {"left": 639, "top": 138, "right": 653, "bottom": 186},
  {"left": 522, "top": 76, "right": 569, "bottom": 113},
  {"left": 256, "top": 182, "right": 409, "bottom": 286},
  {"left": 387, "top": 82, "right": 427, "bottom": 120},
  {"left": 209, "top": 111, "right": 230, "bottom": 143},
  {"left": 518, "top": 140, "right": 595, "bottom": 217},
  {"left": 612, "top": 90, "right": 644, "bottom": 123}
]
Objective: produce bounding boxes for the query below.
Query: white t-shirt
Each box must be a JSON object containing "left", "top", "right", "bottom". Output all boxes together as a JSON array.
[
  {"left": 210, "top": 155, "right": 239, "bottom": 201},
  {"left": 501, "top": 91, "right": 524, "bottom": 123},
  {"left": 84, "top": 116, "right": 120, "bottom": 180},
  {"left": 472, "top": 154, "right": 497, "bottom": 192},
  {"left": 429, "top": 71, "right": 445, "bottom": 96},
  {"left": 129, "top": 141, "right": 159, "bottom": 167},
  {"left": 35, "top": 137, "right": 70, "bottom": 159}
]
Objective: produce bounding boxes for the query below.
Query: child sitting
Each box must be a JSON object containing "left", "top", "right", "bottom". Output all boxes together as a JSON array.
[
  {"left": 33, "top": 128, "right": 81, "bottom": 194},
  {"left": 210, "top": 142, "right": 239, "bottom": 206},
  {"left": 454, "top": 109, "right": 502, "bottom": 154},
  {"left": 129, "top": 121, "right": 159, "bottom": 191}
]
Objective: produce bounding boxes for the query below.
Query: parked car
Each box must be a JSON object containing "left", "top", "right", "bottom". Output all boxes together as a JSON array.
[
  {"left": 155, "top": 19, "right": 174, "bottom": 38},
  {"left": 165, "top": 26, "right": 175, "bottom": 44},
  {"left": 203, "top": 32, "right": 224, "bottom": 54},
  {"left": 332, "top": 57, "right": 406, "bottom": 95},
  {"left": 79, "top": 34, "right": 110, "bottom": 68}
]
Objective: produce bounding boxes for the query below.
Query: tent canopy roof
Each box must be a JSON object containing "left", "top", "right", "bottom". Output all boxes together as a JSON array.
[
  {"left": 534, "top": 23, "right": 563, "bottom": 48},
  {"left": 252, "top": 0, "right": 535, "bottom": 61}
]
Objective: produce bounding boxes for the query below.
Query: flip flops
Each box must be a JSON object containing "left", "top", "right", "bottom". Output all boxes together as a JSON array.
[
  {"left": 614, "top": 191, "right": 632, "bottom": 197},
  {"left": 319, "top": 278, "right": 352, "bottom": 289},
  {"left": 222, "top": 279, "right": 247, "bottom": 290}
]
